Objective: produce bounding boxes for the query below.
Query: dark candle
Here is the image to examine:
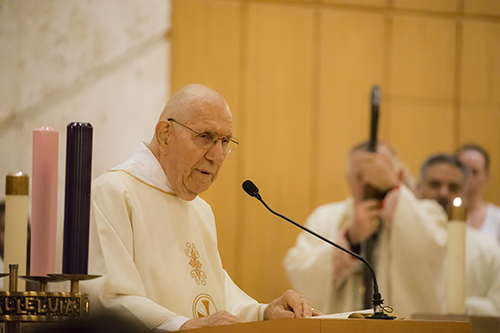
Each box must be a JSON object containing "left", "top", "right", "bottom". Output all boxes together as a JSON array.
[{"left": 62, "top": 122, "right": 93, "bottom": 274}]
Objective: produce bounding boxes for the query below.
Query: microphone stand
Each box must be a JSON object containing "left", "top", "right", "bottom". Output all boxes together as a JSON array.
[{"left": 243, "top": 181, "right": 394, "bottom": 320}]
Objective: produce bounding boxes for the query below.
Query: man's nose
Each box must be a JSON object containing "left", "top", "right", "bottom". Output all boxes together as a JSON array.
[
  {"left": 205, "top": 140, "right": 226, "bottom": 164},
  {"left": 438, "top": 185, "right": 449, "bottom": 198}
]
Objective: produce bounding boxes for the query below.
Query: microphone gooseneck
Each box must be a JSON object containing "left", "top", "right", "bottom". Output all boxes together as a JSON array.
[{"left": 242, "top": 179, "right": 394, "bottom": 320}]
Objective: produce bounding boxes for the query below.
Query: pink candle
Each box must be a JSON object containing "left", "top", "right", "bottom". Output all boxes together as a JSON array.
[{"left": 31, "top": 127, "right": 59, "bottom": 276}]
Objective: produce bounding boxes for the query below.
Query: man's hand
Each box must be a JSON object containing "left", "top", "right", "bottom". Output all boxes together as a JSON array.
[
  {"left": 179, "top": 311, "right": 246, "bottom": 330},
  {"left": 347, "top": 199, "right": 381, "bottom": 245},
  {"left": 264, "top": 290, "right": 323, "bottom": 320}
]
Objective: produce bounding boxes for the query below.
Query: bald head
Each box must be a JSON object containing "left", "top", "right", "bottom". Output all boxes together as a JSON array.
[
  {"left": 348, "top": 140, "right": 399, "bottom": 170},
  {"left": 159, "top": 84, "right": 231, "bottom": 122}
]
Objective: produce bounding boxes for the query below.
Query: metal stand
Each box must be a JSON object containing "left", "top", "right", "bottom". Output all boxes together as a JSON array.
[{"left": 0, "top": 264, "right": 99, "bottom": 333}]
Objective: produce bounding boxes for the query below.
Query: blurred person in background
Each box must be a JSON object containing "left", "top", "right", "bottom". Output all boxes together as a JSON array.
[
  {"left": 456, "top": 143, "right": 500, "bottom": 243},
  {"left": 417, "top": 153, "right": 500, "bottom": 316}
]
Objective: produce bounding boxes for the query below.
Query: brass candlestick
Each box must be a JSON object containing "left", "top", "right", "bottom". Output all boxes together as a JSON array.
[{"left": 48, "top": 274, "right": 101, "bottom": 294}]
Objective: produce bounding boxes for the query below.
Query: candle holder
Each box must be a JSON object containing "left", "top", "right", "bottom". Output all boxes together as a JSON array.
[
  {"left": 0, "top": 265, "right": 100, "bottom": 333},
  {"left": 48, "top": 274, "right": 101, "bottom": 294},
  {"left": 19, "top": 276, "right": 62, "bottom": 292}
]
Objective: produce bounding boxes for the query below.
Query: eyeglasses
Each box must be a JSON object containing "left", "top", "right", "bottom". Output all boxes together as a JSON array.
[{"left": 168, "top": 118, "right": 239, "bottom": 154}]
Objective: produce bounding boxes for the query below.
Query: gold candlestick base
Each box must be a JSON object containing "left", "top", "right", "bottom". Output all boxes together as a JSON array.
[
  {"left": 0, "top": 265, "right": 100, "bottom": 326},
  {"left": 19, "top": 276, "right": 63, "bottom": 292},
  {"left": 48, "top": 274, "right": 101, "bottom": 294}
]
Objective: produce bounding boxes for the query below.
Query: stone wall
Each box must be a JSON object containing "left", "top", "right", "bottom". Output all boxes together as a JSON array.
[{"left": 0, "top": 0, "right": 171, "bottom": 212}]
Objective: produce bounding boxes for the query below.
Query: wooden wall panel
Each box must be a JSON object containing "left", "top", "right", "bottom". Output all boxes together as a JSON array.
[
  {"left": 388, "top": 15, "right": 456, "bottom": 176},
  {"left": 316, "top": 9, "right": 386, "bottom": 206},
  {"left": 393, "top": 0, "right": 459, "bottom": 13},
  {"left": 459, "top": 20, "right": 500, "bottom": 205},
  {"left": 464, "top": 0, "right": 500, "bottom": 16},
  {"left": 323, "top": 0, "right": 386, "bottom": 7},
  {"left": 171, "top": 0, "right": 243, "bottom": 275},
  {"left": 389, "top": 103, "right": 455, "bottom": 177},
  {"left": 239, "top": 2, "right": 314, "bottom": 302},
  {"left": 390, "top": 16, "right": 456, "bottom": 101}
]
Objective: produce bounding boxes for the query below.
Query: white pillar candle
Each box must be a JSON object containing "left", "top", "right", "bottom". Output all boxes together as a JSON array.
[
  {"left": 445, "top": 197, "right": 466, "bottom": 314},
  {"left": 4, "top": 172, "right": 29, "bottom": 291}
]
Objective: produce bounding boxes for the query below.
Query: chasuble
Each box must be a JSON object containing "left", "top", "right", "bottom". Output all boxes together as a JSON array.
[{"left": 85, "top": 143, "right": 263, "bottom": 329}]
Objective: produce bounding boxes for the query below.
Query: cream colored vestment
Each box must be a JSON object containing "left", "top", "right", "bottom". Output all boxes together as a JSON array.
[{"left": 84, "top": 143, "right": 263, "bottom": 328}]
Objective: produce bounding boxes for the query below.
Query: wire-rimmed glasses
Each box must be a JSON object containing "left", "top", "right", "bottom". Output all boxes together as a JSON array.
[{"left": 167, "top": 118, "right": 239, "bottom": 154}]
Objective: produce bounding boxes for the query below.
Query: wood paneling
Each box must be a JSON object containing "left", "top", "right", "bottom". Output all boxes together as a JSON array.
[
  {"left": 464, "top": 0, "right": 500, "bottom": 16},
  {"left": 389, "top": 103, "right": 455, "bottom": 177},
  {"left": 239, "top": 2, "right": 315, "bottom": 302},
  {"left": 316, "top": 9, "right": 386, "bottom": 205},
  {"left": 393, "top": 0, "right": 459, "bottom": 13},
  {"left": 390, "top": 15, "right": 456, "bottom": 100},
  {"left": 387, "top": 15, "right": 456, "bottom": 175},
  {"left": 323, "top": 0, "right": 386, "bottom": 7},
  {"left": 459, "top": 19, "right": 500, "bottom": 204}
]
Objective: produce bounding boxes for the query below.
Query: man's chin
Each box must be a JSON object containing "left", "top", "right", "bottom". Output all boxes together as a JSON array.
[{"left": 185, "top": 182, "right": 213, "bottom": 197}]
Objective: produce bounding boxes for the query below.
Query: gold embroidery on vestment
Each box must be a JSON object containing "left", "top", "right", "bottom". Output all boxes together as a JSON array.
[
  {"left": 185, "top": 242, "right": 207, "bottom": 285},
  {"left": 192, "top": 293, "right": 217, "bottom": 318}
]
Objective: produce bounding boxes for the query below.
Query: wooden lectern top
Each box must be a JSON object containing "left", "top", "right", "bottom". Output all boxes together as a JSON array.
[{"left": 180, "top": 317, "right": 471, "bottom": 333}]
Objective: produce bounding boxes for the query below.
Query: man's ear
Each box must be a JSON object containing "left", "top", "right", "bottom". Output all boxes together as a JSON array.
[{"left": 155, "top": 119, "right": 171, "bottom": 147}]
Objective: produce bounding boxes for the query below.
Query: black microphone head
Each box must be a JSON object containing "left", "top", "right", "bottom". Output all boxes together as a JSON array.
[{"left": 242, "top": 180, "right": 260, "bottom": 198}]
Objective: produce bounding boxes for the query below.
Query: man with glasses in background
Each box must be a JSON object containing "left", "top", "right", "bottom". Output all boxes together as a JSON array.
[{"left": 86, "top": 84, "right": 319, "bottom": 331}]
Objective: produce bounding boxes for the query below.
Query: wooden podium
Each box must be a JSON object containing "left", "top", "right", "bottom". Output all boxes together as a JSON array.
[
  {"left": 181, "top": 318, "right": 471, "bottom": 333},
  {"left": 412, "top": 314, "right": 500, "bottom": 333}
]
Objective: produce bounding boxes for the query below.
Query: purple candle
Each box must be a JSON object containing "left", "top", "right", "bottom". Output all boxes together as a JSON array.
[{"left": 62, "top": 122, "right": 93, "bottom": 274}]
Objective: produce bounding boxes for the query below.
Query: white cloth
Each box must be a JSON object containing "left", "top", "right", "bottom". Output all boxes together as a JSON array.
[
  {"left": 478, "top": 204, "right": 500, "bottom": 244},
  {"left": 283, "top": 185, "right": 448, "bottom": 318},
  {"left": 465, "top": 228, "right": 500, "bottom": 315},
  {"left": 84, "top": 143, "right": 263, "bottom": 330}
]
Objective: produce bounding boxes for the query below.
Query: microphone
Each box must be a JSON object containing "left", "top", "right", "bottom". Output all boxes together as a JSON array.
[{"left": 242, "top": 180, "right": 394, "bottom": 320}]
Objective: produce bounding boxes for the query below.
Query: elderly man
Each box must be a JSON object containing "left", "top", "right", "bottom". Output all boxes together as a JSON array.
[
  {"left": 456, "top": 144, "right": 500, "bottom": 243},
  {"left": 417, "top": 153, "right": 500, "bottom": 316},
  {"left": 86, "top": 84, "right": 317, "bottom": 331},
  {"left": 283, "top": 141, "right": 448, "bottom": 318}
]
